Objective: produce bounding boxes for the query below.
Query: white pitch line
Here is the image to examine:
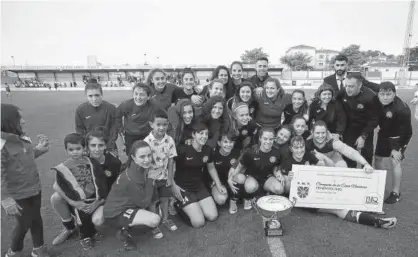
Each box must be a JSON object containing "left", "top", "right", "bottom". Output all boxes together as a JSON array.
[{"left": 261, "top": 217, "right": 287, "bottom": 257}]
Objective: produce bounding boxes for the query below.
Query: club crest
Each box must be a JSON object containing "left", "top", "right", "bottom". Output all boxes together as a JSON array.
[
  {"left": 249, "top": 107, "right": 255, "bottom": 114},
  {"left": 357, "top": 103, "right": 364, "bottom": 109},
  {"left": 269, "top": 156, "right": 276, "bottom": 163},
  {"left": 105, "top": 170, "right": 112, "bottom": 177},
  {"left": 297, "top": 181, "right": 311, "bottom": 199},
  {"left": 242, "top": 130, "right": 248, "bottom": 136},
  {"left": 230, "top": 158, "right": 236, "bottom": 165},
  {"left": 386, "top": 111, "right": 393, "bottom": 118},
  {"left": 203, "top": 156, "right": 209, "bottom": 163}
]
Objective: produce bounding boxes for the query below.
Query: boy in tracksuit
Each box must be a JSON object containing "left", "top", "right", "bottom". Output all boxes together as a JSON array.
[
  {"left": 375, "top": 82, "right": 413, "bottom": 204},
  {"left": 51, "top": 133, "right": 108, "bottom": 251}
]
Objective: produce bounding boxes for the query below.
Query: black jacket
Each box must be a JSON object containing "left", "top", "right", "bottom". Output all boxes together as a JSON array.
[
  {"left": 377, "top": 96, "right": 412, "bottom": 151},
  {"left": 324, "top": 73, "right": 380, "bottom": 99}
]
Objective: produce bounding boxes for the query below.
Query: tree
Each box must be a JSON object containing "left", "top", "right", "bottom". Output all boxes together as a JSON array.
[
  {"left": 240, "top": 48, "right": 269, "bottom": 64},
  {"left": 340, "top": 44, "right": 367, "bottom": 69},
  {"left": 280, "top": 52, "right": 313, "bottom": 71}
]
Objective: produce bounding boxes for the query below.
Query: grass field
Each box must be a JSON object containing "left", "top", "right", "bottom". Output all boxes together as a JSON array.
[{"left": 1, "top": 90, "right": 417, "bottom": 257}]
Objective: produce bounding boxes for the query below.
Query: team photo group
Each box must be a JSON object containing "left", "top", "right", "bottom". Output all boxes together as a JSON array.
[{"left": 2, "top": 54, "right": 418, "bottom": 257}]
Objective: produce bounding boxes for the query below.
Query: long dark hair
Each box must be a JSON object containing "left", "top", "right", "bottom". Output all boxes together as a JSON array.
[
  {"left": 1, "top": 104, "right": 23, "bottom": 136},
  {"left": 174, "top": 100, "right": 195, "bottom": 145},
  {"left": 291, "top": 89, "right": 309, "bottom": 115}
]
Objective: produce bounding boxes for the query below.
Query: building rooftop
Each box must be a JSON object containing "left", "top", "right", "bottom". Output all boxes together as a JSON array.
[
  {"left": 286, "top": 44, "right": 316, "bottom": 53},
  {"left": 316, "top": 49, "right": 339, "bottom": 54}
]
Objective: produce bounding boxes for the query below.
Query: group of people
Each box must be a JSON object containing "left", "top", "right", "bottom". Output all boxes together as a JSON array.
[{"left": 1, "top": 54, "right": 417, "bottom": 257}]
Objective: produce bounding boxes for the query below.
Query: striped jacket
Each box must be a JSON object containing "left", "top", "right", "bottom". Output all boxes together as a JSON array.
[{"left": 52, "top": 157, "right": 108, "bottom": 202}]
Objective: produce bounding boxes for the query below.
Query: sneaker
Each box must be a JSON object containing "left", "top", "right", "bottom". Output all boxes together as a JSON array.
[
  {"left": 376, "top": 217, "right": 397, "bottom": 229},
  {"left": 162, "top": 219, "right": 178, "bottom": 231},
  {"left": 244, "top": 199, "right": 253, "bottom": 210},
  {"left": 52, "top": 228, "right": 78, "bottom": 245},
  {"left": 5, "top": 249, "right": 22, "bottom": 257},
  {"left": 384, "top": 192, "right": 401, "bottom": 204},
  {"left": 31, "top": 246, "right": 50, "bottom": 257},
  {"left": 116, "top": 228, "right": 137, "bottom": 251},
  {"left": 80, "top": 237, "right": 94, "bottom": 251},
  {"left": 93, "top": 231, "right": 104, "bottom": 242},
  {"left": 168, "top": 198, "right": 178, "bottom": 216},
  {"left": 229, "top": 199, "right": 238, "bottom": 214},
  {"left": 152, "top": 227, "right": 164, "bottom": 239}
]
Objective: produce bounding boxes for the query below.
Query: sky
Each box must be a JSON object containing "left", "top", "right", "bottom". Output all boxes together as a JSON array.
[{"left": 1, "top": 0, "right": 418, "bottom": 66}]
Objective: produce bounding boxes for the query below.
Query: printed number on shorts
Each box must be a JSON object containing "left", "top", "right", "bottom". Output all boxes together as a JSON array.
[{"left": 123, "top": 209, "right": 135, "bottom": 219}]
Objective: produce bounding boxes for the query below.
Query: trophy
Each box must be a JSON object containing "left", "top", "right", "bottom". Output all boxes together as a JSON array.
[{"left": 253, "top": 195, "right": 295, "bottom": 237}]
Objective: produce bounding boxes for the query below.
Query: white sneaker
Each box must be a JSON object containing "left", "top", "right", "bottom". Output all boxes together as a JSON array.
[
  {"left": 244, "top": 199, "right": 253, "bottom": 210},
  {"left": 229, "top": 199, "right": 238, "bottom": 214}
]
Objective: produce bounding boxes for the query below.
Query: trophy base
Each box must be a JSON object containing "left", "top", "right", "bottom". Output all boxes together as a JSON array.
[{"left": 264, "top": 220, "right": 283, "bottom": 237}]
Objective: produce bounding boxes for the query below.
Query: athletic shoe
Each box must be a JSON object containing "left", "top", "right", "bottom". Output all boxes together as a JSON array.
[
  {"left": 31, "top": 246, "right": 50, "bottom": 257},
  {"left": 93, "top": 231, "right": 104, "bottom": 242},
  {"left": 229, "top": 199, "right": 238, "bottom": 214},
  {"left": 116, "top": 228, "right": 137, "bottom": 251},
  {"left": 80, "top": 237, "right": 94, "bottom": 251},
  {"left": 162, "top": 219, "right": 178, "bottom": 231},
  {"left": 5, "top": 249, "right": 22, "bottom": 257},
  {"left": 52, "top": 228, "right": 78, "bottom": 245},
  {"left": 384, "top": 192, "right": 401, "bottom": 204},
  {"left": 152, "top": 227, "right": 164, "bottom": 239},
  {"left": 168, "top": 198, "right": 178, "bottom": 216},
  {"left": 244, "top": 199, "right": 253, "bottom": 210},
  {"left": 376, "top": 217, "right": 397, "bottom": 229}
]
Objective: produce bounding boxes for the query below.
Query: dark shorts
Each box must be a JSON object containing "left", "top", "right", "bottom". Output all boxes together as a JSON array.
[
  {"left": 178, "top": 183, "right": 211, "bottom": 208},
  {"left": 109, "top": 208, "right": 140, "bottom": 228},
  {"left": 375, "top": 136, "right": 407, "bottom": 159},
  {"left": 155, "top": 179, "right": 173, "bottom": 198}
]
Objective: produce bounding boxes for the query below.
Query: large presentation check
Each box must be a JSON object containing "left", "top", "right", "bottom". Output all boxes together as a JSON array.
[{"left": 289, "top": 165, "right": 386, "bottom": 213}]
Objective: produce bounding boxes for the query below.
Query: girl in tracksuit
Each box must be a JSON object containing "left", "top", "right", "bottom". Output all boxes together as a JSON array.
[{"left": 1, "top": 103, "right": 51, "bottom": 257}]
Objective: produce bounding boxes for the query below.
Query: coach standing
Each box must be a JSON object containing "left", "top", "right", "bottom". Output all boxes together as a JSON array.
[
  {"left": 341, "top": 72, "right": 379, "bottom": 168},
  {"left": 324, "top": 54, "right": 380, "bottom": 98},
  {"left": 374, "top": 82, "right": 412, "bottom": 204}
]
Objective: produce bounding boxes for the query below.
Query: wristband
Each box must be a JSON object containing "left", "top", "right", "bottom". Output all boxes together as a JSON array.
[{"left": 1, "top": 198, "right": 16, "bottom": 209}]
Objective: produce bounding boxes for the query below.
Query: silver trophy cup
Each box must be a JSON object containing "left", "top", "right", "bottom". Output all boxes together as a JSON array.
[{"left": 253, "top": 195, "right": 295, "bottom": 236}]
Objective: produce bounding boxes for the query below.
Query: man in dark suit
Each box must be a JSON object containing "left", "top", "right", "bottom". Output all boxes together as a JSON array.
[{"left": 324, "top": 54, "right": 379, "bottom": 98}]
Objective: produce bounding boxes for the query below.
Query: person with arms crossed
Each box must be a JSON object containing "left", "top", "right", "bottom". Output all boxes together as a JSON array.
[{"left": 374, "top": 82, "right": 412, "bottom": 204}]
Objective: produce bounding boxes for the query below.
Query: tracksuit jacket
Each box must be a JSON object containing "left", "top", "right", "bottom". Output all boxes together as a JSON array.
[{"left": 1, "top": 132, "right": 47, "bottom": 201}]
